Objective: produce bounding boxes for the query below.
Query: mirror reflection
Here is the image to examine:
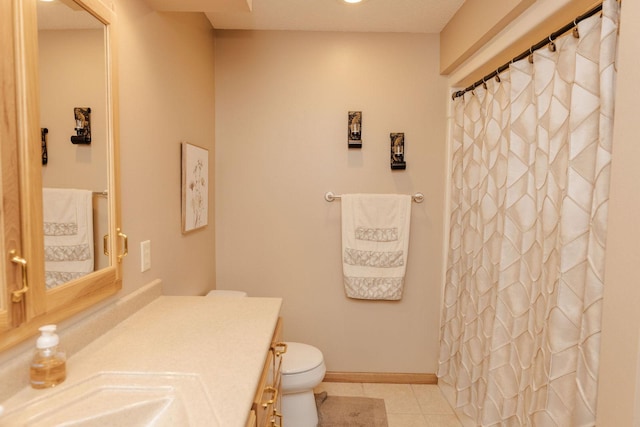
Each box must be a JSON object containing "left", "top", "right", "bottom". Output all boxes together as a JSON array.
[{"left": 37, "top": 0, "right": 110, "bottom": 289}]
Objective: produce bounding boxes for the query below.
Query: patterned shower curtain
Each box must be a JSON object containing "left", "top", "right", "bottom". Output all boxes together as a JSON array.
[{"left": 438, "top": 1, "right": 620, "bottom": 426}]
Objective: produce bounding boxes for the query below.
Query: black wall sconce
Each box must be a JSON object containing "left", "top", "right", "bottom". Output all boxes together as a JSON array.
[
  {"left": 41, "top": 128, "right": 48, "bottom": 165},
  {"left": 390, "top": 132, "right": 406, "bottom": 170},
  {"left": 348, "top": 111, "right": 362, "bottom": 148},
  {"left": 71, "top": 107, "right": 91, "bottom": 144}
]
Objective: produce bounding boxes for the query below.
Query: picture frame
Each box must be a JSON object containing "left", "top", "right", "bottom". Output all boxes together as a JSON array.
[{"left": 181, "top": 142, "right": 209, "bottom": 233}]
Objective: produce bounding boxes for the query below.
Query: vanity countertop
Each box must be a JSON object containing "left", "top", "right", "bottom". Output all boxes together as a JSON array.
[{"left": 1, "top": 296, "right": 283, "bottom": 427}]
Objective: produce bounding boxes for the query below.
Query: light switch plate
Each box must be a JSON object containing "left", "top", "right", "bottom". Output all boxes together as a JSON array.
[{"left": 141, "top": 240, "right": 151, "bottom": 272}]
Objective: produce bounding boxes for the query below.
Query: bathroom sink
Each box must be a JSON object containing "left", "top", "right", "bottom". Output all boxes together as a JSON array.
[{"left": 0, "top": 372, "right": 220, "bottom": 426}]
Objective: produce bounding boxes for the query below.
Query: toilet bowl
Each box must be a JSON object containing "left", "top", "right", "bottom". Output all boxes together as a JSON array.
[{"left": 280, "top": 342, "right": 326, "bottom": 427}]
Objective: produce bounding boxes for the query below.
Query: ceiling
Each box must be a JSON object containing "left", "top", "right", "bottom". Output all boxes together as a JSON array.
[{"left": 144, "top": 0, "right": 467, "bottom": 33}]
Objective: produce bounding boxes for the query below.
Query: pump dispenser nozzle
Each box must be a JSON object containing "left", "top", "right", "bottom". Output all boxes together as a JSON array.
[
  {"left": 30, "top": 324, "right": 66, "bottom": 389},
  {"left": 36, "top": 325, "right": 59, "bottom": 351}
]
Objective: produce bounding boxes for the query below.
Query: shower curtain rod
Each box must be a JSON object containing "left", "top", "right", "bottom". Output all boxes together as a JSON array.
[{"left": 451, "top": 2, "right": 603, "bottom": 100}]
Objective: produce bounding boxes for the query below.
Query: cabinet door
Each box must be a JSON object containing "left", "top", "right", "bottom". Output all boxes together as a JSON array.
[
  {"left": 252, "top": 318, "right": 285, "bottom": 427},
  {"left": 0, "top": 0, "right": 16, "bottom": 333},
  {"left": 0, "top": 102, "right": 26, "bottom": 332},
  {"left": 0, "top": 127, "right": 20, "bottom": 333},
  {"left": 255, "top": 350, "right": 276, "bottom": 427},
  {"left": 0, "top": 0, "right": 38, "bottom": 333},
  {"left": 271, "top": 319, "right": 285, "bottom": 427},
  {"left": 253, "top": 318, "right": 286, "bottom": 427},
  {"left": 0, "top": 0, "right": 124, "bottom": 351}
]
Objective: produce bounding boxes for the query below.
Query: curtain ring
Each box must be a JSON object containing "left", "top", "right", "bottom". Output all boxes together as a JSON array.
[
  {"left": 495, "top": 70, "right": 501, "bottom": 83},
  {"left": 528, "top": 47, "right": 534, "bottom": 63},
  {"left": 482, "top": 77, "right": 487, "bottom": 90},
  {"left": 573, "top": 19, "right": 580, "bottom": 38},
  {"left": 548, "top": 36, "right": 556, "bottom": 52}
]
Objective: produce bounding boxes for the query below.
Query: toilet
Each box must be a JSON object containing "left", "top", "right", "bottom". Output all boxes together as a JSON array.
[
  {"left": 280, "top": 342, "right": 326, "bottom": 427},
  {"left": 205, "top": 290, "right": 326, "bottom": 426}
]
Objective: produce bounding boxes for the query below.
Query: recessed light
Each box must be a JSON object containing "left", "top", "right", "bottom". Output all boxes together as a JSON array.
[{"left": 344, "top": 0, "right": 364, "bottom": 3}]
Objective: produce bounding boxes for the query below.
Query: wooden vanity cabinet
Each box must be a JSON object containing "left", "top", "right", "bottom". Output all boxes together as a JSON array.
[{"left": 248, "top": 317, "right": 285, "bottom": 427}]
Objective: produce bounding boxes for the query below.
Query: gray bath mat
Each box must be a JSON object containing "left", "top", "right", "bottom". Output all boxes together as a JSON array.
[{"left": 315, "top": 392, "right": 388, "bottom": 427}]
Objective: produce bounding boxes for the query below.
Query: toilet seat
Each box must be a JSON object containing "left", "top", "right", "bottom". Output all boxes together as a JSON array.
[{"left": 281, "top": 342, "right": 324, "bottom": 375}]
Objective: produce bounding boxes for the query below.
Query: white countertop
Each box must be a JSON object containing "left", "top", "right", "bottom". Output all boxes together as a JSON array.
[{"left": 1, "top": 296, "right": 283, "bottom": 427}]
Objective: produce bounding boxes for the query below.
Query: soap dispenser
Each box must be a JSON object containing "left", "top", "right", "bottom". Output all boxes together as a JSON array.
[{"left": 30, "top": 324, "right": 66, "bottom": 389}]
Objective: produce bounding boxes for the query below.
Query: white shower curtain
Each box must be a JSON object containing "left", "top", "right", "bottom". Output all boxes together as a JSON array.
[{"left": 438, "top": 1, "right": 620, "bottom": 426}]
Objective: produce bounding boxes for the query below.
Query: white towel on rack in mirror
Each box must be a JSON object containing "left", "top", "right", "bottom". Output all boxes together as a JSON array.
[
  {"left": 42, "top": 188, "right": 94, "bottom": 289},
  {"left": 341, "top": 194, "right": 411, "bottom": 300}
]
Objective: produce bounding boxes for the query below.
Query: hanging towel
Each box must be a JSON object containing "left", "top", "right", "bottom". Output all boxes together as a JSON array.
[
  {"left": 341, "top": 194, "right": 411, "bottom": 300},
  {"left": 42, "top": 188, "right": 94, "bottom": 289}
]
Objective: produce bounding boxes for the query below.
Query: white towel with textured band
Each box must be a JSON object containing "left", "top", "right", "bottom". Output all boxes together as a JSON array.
[
  {"left": 341, "top": 194, "right": 411, "bottom": 300},
  {"left": 43, "top": 188, "right": 94, "bottom": 289}
]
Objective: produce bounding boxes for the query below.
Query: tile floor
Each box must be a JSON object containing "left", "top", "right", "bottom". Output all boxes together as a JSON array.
[{"left": 314, "top": 382, "right": 461, "bottom": 427}]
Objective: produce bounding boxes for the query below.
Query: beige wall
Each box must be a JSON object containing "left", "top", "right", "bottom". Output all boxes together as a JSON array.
[
  {"left": 439, "top": 0, "right": 534, "bottom": 74},
  {"left": 446, "top": 0, "right": 595, "bottom": 87},
  {"left": 444, "top": 0, "right": 640, "bottom": 423},
  {"left": 113, "top": 0, "right": 216, "bottom": 297},
  {"left": 597, "top": 0, "right": 640, "bottom": 424},
  {"left": 215, "top": 31, "right": 447, "bottom": 373}
]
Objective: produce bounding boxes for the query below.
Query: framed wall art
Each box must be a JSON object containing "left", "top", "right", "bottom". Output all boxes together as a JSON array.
[{"left": 181, "top": 142, "right": 209, "bottom": 233}]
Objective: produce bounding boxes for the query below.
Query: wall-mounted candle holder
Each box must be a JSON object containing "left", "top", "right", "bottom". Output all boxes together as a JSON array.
[
  {"left": 71, "top": 107, "right": 91, "bottom": 144},
  {"left": 41, "top": 128, "right": 48, "bottom": 165},
  {"left": 348, "top": 111, "right": 362, "bottom": 148},
  {"left": 390, "top": 132, "right": 406, "bottom": 170}
]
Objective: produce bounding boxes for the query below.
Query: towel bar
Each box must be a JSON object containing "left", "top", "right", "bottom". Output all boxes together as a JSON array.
[{"left": 324, "top": 191, "right": 424, "bottom": 203}]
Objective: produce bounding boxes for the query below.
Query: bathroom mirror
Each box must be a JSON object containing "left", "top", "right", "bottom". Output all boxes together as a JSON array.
[{"left": 0, "top": 0, "right": 123, "bottom": 350}]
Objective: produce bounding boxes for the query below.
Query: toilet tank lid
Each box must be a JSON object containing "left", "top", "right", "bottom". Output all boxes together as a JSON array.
[
  {"left": 281, "top": 342, "right": 324, "bottom": 375},
  {"left": 206, "top": 290, "right": 248, "bottom": 297}
]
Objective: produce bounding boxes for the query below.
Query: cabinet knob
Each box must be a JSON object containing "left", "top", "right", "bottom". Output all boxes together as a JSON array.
[
  {"left": 117, "top": 228, "right": 128, "bottom": 262},
  {"left": 271, "top": 411, "right": 283, "bottom": 427},
  {"left": 272, "top": 342, "right": 287, "bottom": 357},
  {"left": 261, "top": 386, "right": 278, "bottom": 409}
]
